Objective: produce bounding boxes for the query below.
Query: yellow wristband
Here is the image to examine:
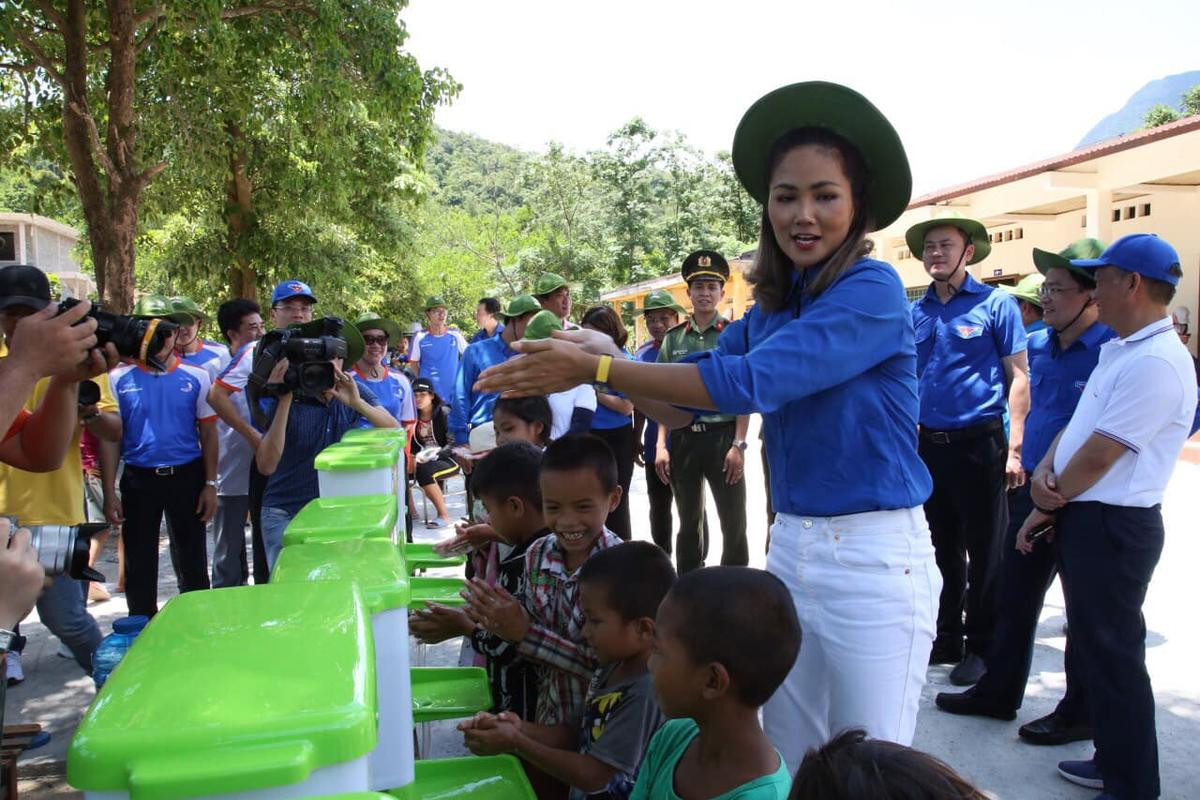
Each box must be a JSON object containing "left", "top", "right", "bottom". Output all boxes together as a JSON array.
[{"left": 595, "top": 354, "right": 613, "bottom": 386}]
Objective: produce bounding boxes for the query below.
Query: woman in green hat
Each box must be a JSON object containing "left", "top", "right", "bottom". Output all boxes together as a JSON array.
[
  {"left": 351, "top": 313, "right": 415, "bottom": 433},
  {"left": 475, "top": 81, "right": 938, "bottom": 773}
]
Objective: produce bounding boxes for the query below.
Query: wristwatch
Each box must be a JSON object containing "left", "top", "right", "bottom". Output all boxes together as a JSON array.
[
  {"left": 0, "top": 627, "right": 16, "bottom": 653},
  {"left": 204, "top": 480, "right": 218, "bottom": 489},
  {"left": 731, "top": 439, "right": 748, "bottom": 452}
]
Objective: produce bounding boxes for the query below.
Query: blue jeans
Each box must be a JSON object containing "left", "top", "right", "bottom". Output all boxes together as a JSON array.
[
  {"left": 259, "top": 506, "right": 295, "bottom": 573},
  {"left": 38, "top": 575, "right": 103, "bottom": 674}
]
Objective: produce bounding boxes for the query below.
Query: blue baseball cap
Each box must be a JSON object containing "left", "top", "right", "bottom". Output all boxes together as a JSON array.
[
  {"left": 1070, "top": 234, "right": 1182, "bottom": 286},
  {"left": 271, "top": 279, "right": 317, "bottom": 305}
]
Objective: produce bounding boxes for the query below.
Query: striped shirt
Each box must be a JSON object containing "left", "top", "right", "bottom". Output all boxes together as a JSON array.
[{"left": 517, "top": 528, "right": 622, "bottom": 726}]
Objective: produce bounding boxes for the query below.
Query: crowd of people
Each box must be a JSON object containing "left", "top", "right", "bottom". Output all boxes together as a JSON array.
[{"left": 2, "top": 78, "right": 1199, "bottom": 800}]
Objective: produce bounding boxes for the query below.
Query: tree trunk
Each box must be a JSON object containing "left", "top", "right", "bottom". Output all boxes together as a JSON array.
[{"left": 226, "top": 124, "right": 258, "bottom": 299}]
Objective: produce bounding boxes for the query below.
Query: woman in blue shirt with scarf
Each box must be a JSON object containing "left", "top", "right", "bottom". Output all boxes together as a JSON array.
[{"left": 475, "top": 82, "right": 938, "bottom": 771}]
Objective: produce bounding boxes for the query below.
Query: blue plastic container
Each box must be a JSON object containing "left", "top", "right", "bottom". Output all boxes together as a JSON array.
[{"left": 92, "top": 615, "right": 148, "bottom": 688}]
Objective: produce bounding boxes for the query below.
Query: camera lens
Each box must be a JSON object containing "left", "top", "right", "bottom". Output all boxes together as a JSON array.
[{"left": 78, "top": 379, "right": 101, "bottom": 406}]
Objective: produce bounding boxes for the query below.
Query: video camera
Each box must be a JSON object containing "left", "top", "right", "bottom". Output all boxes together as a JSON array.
[
  {"left": 56, "top": 298, "right": 178, "bottom": 372},
  {"left": 3, "top": 519, "right": 107, "bottom": 582},
  {"left": 246, "top": 317, "right": 348, "bottom": 427}
]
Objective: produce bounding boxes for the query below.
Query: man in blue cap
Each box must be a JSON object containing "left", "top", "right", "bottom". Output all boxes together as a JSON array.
[
  {"left": 1015, "top": 234, "right": 1196, "bottom": 800},
  {"left": 208, "top": 279, "right": 316, "bottom": 582}
]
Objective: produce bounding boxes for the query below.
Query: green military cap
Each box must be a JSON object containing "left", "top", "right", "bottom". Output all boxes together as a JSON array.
[
  {"left": 134, "top": 294, "right": 194, "bottom": 324},
  {"left": 681, "top": 250, "right": 730, "bottom": 284},
  {"left": 500, "top": 294, "right": 541, "bottom": 319},
  {"left": 732, "top": 81, "right": 911, "bottom": 231},
  {"left": 168, "top": 296, "right": 209, "bottom": 323},
  {"left": 352, "top": 312, "right": 402, "bottom": 342},
  {"left": 1032, "top": 238, "right": 1106, "bottom": 281},
  {"left": 905, "top": 212, "right": 992, "bottom": 265},
  {"left": 521, "top": 310, "right": 563, "bottom": 341},
  {"left": 643, "top": 289, "right": 686, "bottom": 316},
  {"left": 533, "top": 273, "right": 568, "bottom": 297},
  {"left": 424, "top": 295, "right": 448, "bottom": 311},
  {"left": 999, "top": 273, "right": 1045, "bottom": 308},
  {"left": 289, "top": 317, "right": 366, "bottom": 366}
]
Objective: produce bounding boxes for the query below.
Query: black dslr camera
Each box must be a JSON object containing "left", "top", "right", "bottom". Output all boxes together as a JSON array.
[
  {"left": 56, "top": 298, "right": 178, "bottom": 372},
  {"left": 246, "top": 317, "right": 348, "bottom": 427}
]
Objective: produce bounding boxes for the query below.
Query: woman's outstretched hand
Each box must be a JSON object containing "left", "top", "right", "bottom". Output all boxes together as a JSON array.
[{"left": 475, "top": 334, "right": 597, "bottom": 397}]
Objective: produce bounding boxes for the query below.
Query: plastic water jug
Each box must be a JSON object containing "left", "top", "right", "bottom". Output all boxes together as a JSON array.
[{"left": 92, "top": 615, "right": 148, "bottom": 688}]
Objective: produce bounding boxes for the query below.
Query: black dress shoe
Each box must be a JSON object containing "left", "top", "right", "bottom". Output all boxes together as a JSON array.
[
  {"left": 948, "top": 653, "right": 987, "bottom": 686},
  {"left": 929, "top": 640, "right": 963, "bottom": 665},
  {"left": 1019, "top": 712, "right": 1093, "bottom": 745},
  {"left": 935, "top": 687, "right": 1017, "bottom": 720}
]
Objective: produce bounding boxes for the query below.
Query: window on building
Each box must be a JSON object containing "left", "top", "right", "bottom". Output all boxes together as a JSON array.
[
  {"left": 1015, "top": 228, "right": 1023, "bottom": 239},
  {"left": 1004, "top": 230, "right": 1013, "bottom": 241},
  {"left": 1081, "top": 215, "right": 1087, "bottom": 228},
  {"left": 1112, "top": 209, "right": 1121, "bottom": 222},
  {"left": 1140, "top": 203, "right": 1152, "bottom": 217},
  {"left": 0, "top": 231, "right": 15, "bottom": 262},
  {"left": 905, "top": 286, "right": 925, "bottom": 302},
  {"left": 1124, "top": 206, "right": 1136, "bottom": 220}
]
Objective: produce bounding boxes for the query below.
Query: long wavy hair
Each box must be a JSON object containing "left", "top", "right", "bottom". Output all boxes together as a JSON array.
[{"left": 747, "top": 127, "right": 874, "bottom": 313}]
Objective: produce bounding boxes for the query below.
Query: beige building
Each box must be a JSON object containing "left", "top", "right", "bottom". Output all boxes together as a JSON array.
[{"left": 0, "top": 212, "right": 95, "bottom": 298}]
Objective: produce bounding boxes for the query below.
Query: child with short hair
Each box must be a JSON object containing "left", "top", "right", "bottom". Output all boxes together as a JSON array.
[
  {"left": 632, "top": 567, "right": 801, "bottom": 800},
  {"left": 461, "top": 541, "right": 675, "bottom": 799},
  {"left": 462, "top": 434, "right": 624, "bottom": 728},
  {"left": 411, "top": 442, "right": 546, "bottom": 719},
  {"left": 494, "top": 395, "right": 553, "bottom": 447}
]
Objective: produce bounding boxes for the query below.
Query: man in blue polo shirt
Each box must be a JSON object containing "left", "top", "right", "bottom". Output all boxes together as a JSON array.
[
  {"left": 110, "top": 294, "right": 219, "bottom": 617},
  {"left": 254, "top": 320, "right": 398, "bottom": 567},
  {"left": 470, "top": 297, "right": 504, "bottom": 344},
  {"left": 936, "top": 238, "right": 1114, "bottom": 746},
  {"left": 409, "top": 296, "right": 468, "bottom": 402},
  {"left": 449, "top": 294, "right": 540, "bottom": 445},
  {"left": 171, "top": 296, "right": 230, "bottom": 380},
  {"left": 909, "top": 213, "right": 1030, "bottom": 686}
]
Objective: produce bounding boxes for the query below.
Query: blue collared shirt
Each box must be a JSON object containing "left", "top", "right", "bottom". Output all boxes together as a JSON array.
[
  {"left": 471, "top": 322, "right": 505, "bottom": 344},
  {"left": 1023, "top": 322, "right": 1117, "bottom": 471},
  {"left": 691, "top": 257, "right": 932, "bottom": 517},
  {"left": 450, "top": 333, "right": 516, "bottom": 443},
  {"left": 911, "top": 273, "right": 1027, "bottom": 429}
]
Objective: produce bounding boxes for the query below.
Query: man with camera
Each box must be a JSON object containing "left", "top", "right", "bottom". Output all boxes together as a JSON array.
[
  {"left": 254, "top": 320, "right": 398, "bottom": 568},
  {"left": 0, "top": 264, "right": 122, "bottom": 680},
  {"left": 109, "top": 295, "right": 219, "bottom": 618},
  {"left": 209, "top": 280, "right": 317, "bottom": 583}
]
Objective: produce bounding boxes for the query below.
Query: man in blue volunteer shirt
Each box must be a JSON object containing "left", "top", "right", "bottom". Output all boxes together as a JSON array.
[
  {"left": 1017, "top": 234, "right": 1195, "bottom": 800},
  {"left": 936, "top": 239, "right": 1114, "bottom": 746},
  {"left": 470, "top": 297, "right": 504, "bottom": 344},
  {"left": 209, "top": 279, "right": 316, "bottom": 583},
  {"left": 909, "top": 213, "right": 1030, "bottom": 686},
  {"left": 1001, "top": 273, "right": 1047, "bottom": 334},
  {"left": 171, "top": 296, "right": 231, "bottom": 379},
  {"left": 408, "top": 296, "right": 468, "bottom": 402},
  {"left": 110, "top": 295, "right": 219, "bottom": 617},
  {"left": 254, "top": 320, "right": 398, "bottom": 567},
  {"left": 449, "top": 294, "right": 540, "bottom": 445}
]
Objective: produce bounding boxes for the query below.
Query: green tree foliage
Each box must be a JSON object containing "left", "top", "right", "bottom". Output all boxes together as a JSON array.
[{"left": 1141, "top": 83, "right": 1200, "bottom": 129}]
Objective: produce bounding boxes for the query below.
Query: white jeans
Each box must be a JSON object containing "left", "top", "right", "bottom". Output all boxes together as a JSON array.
[{"left": 763, "top": 507, "right": 940, "bottom": 774}]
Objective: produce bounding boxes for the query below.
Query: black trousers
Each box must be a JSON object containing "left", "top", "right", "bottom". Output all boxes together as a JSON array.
[
  {"left": 593, "top": 424, "right": 634, "bottom": 541},
  {"left": 973, "top": 483, "right": 1087, "bottom": 720},
  {"left": 669, "top": 424, "right": 747, "bottom": 573},
  {"left": 248, "top": 460, "right": 269, "bottom": 584},
  {"left": 920, "top": 421, "right": 1008, "bottom": 657},
  {"left": 1057, "top": 502, "right": 1163, "bottom": 800},
  {"left": 121, "top": 459, "right": 210, "bottom": 617}
]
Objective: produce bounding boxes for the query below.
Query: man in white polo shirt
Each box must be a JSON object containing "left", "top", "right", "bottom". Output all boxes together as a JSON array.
[{"left": 1016, "top": 234, "right": 1196, "bottom": 800}]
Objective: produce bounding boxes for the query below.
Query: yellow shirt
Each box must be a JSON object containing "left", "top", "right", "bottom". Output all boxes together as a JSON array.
[{"left": 0, "top": 369, "right": 118, "bottom": 526}]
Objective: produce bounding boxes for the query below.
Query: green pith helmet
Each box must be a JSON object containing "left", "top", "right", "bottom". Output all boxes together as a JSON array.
[
  {"left": 732, "top": 81, "right": 912, "bottom": 231},
  {"left": 352, "top": 312, "right": 402, "bottom": 343},
  {"left": 500, "top": 294, "right": 541, "bottom": 319},
  {"left": 905, "top": 212, "right": 992, "bottom": 265},
  {"left": 424, "top": 295, "right": 447, "bottom": 311},
  {"left": 1032, "top": 238, "right": 1106, "bottom": 280},
  {"left": 521, "top": 310, "right": 563, "bottom": 341},
  {"left": 643, "top": 289, "right": 686, "bottom": 316},
  {"left": 289, "top": 317, "right": 366, "bottom": 366},
  {"left": 533, "top": 273, "right": 568, "bottom": 297},
  {"left": 1000, "top": 273, "right": 1045, "bottom": 307},
  {"left": 133, "top": 294, "right": 194, "bottom": 324},
  {"left": 168, "top": 296, "right": 208, "bottom": 323}
]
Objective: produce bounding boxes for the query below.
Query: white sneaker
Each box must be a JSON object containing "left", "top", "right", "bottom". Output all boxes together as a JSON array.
[{"left": 5, "top": 650, "right": 24, "bottom": 686}]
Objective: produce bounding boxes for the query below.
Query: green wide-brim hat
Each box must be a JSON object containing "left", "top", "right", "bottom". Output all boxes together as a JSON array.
[
  {"left": 1032, "top": 238, "right": 1106, "bottom": 280},
  {"left": 643, "top": 289, "right": 686, "bottom": 316},
  {"left": 522, "top": 310, "right": 563, "bottom": 341},
  {"left": 133, "top": 294, "right": 193, "bottom": 324},
  {"left": 905, "top": 213, "right": 992, "bottom": 265},
  {"left": 289, "top": 318, "right": 366, "bottom": 366},
  {"left": 1000, "top": 273, "right": 1045, "bottom": 307},
  {"left": 501, "top": 294, "right": 541, "bottom": 319},
  {"left": 424, "top": 295, "right": 448, "bottom": 311},
  {"left": 533, "top": 273, "right": 568, "bottom": 297},
  {"left": 168, "top": 296, "right": 209, "bottom": 323},
  {"left": 731, "top": 81, "right": 912, "bottom": 231},
  {"left": 352, "top": 312, "right": 402, "bottom": 343}
]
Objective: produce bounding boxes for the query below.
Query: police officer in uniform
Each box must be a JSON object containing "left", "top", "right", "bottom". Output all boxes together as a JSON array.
[{"left": 656, "top": 250, "right": 749, "bottom": 572}]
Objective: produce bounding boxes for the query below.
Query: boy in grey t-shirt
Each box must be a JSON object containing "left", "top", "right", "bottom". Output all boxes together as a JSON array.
[{"left": 460, "top": 542, "right": 674, "bottom": 799}]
